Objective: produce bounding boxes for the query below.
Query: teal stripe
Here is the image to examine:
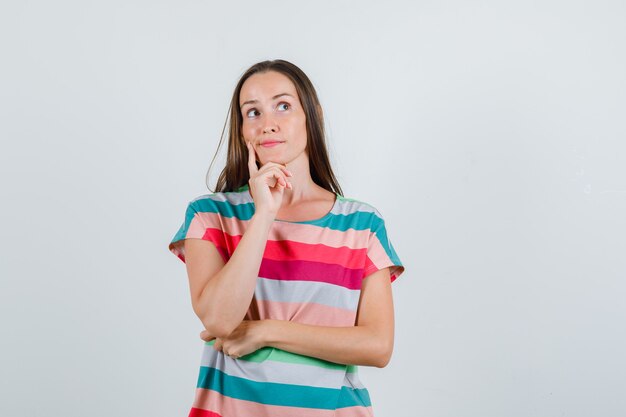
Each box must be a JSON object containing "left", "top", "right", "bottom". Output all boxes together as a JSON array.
[
  {"left": 323, "top": 211, "right": 379, "bottom": 232},
  {"left": 197, "top": 366, "right": 343, "bottom": 409},
  {"left": 191, "top": 198, "right": 381, "bottom": 233},
  {"left": 193, "top": 197, "right": 254, "bottom": 220},
  {"left": 336, "top": 385, "right": 372, "bottom": 408},
  {"left": 171, "top": 224, "right": 185, "bottom": 244}
]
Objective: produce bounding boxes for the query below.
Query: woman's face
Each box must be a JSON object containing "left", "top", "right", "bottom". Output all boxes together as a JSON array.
[{"left": 239, "top": 71, "right": 307, "bottom": 166}]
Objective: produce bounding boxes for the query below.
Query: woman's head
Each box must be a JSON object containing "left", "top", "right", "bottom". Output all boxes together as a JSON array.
[
  {"left": 239, "top": 70, "right": 308, "bottom": 167},
  {"left": 209, "top": 59, "right": 342, "bottom": 196}
]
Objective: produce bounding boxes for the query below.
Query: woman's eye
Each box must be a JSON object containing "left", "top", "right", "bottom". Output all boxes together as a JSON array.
[
  {"left": 246, "top": 108, "right": 259, "bottom": 118},
  {"left": 277, "top": 102, "right": 290, "bottom": 111}
]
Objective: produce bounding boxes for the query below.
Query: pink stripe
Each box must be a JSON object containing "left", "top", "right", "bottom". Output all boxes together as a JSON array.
[
  {"left": 364, "top": 236, "right": 404, "bottom": 282},
  {"left": 192, "top": 388, "right": 336, "bottom": 417},
  {"left": 170, "top": 215, "right": 217, "bottom": 262},
  {"left": 254, "top": 299, "right": 356, "bottom": 326},
  {"left": 365, "top": 237, "right": 390, "bottom": 269},
  {"left": 335, "top": 405, "right": 376, "bottom": 417},
  {"left": 188, "top": 214, "right": 212, "bottom": 240}
]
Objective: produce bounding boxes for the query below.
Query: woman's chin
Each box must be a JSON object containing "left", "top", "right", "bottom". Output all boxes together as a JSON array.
[
  {"left": 258, "top": 149, "right": 305, "bottom": 167},
  {"left": 260, "top": 157, "right": 287, "bottom": 165}
]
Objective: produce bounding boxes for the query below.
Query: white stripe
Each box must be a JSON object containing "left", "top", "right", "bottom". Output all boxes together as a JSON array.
[
  {"left": 331, "top": 198, "right": 378, "bottom": 217},
  {"left": 255, "top": 277, "right": 360, "bottom": 311},
  {"left": 342, "top": 372, "right": 367, "bottom": 389}
]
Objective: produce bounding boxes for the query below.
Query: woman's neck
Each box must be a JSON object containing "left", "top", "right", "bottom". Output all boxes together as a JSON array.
[{"left": 280, "top": 153, "right": 329, "bottom": 205}]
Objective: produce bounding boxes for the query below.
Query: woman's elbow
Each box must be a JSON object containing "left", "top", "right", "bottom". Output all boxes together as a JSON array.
[
  {"left": 193, "top": 305, "right": 235, "bottom": 339},
  {"left": 373, "top": 339, "right": 394, "bottom": 368},
  {"left": 199, "top": 314, "right": 237, "bottom": 339}
]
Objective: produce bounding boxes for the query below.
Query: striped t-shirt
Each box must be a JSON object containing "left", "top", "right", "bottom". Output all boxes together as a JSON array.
[{"left": 169, "top": 184, "right": 404, "bottom": 417}]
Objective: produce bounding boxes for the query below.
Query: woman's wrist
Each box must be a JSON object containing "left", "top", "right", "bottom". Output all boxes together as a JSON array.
[
  {"left": 251, "top": 209, "right": 276, "bottom": 223},
  {"left": 248, "top": 211, "right": 275, "bottom": 233},
  {"left": 260, "top": 319, "right": 279, "bottom": 347}
]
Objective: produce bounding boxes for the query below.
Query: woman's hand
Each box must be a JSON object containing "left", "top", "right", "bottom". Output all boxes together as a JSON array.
[
  {"left": 246, "top": 141, "right": 292, "bottom": 218},
  {"left": 200, "top": 319, "right": 267, "bottom": 359}
]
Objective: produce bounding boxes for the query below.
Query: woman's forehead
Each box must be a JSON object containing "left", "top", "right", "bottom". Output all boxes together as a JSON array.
[{"left": 240, "top": 71, "right": 299, "bottom": 105}]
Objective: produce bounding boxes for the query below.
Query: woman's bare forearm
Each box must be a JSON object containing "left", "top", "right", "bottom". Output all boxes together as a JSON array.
[
  {"left": 196, "top": 211, "right": 273, "bottom": 337},
  {"left": 262, "top": 320, "right": 392, "bottom": 368}
]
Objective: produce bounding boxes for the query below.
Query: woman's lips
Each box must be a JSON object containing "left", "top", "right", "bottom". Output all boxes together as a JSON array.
[{"left": 260, "top": 141, "right": 284, "bottom": 148}]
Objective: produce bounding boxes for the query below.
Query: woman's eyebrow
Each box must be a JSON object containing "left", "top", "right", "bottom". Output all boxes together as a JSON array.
[{"left": 240, "top": 93, "right": 294, "bottom": 109}]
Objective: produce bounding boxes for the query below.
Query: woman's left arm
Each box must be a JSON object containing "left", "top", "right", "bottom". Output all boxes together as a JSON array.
[{"left": 205, "top": 267, "right": 395, "bottom": 368}]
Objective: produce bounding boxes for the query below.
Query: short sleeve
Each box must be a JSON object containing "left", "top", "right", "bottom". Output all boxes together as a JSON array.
[
  {"left": 363, "top": 210, "right": 405, "bottom": 283},
  {"left": 168, "top": 198, "right": 228, "bottom": 264}
]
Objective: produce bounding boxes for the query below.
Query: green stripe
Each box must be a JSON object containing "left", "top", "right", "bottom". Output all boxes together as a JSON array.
[
  {"left": 197, "top": 366, "right": 370, "bottom": 408},
  {"left": 205, "top": 340, "right": 357, "bottom": 373}
]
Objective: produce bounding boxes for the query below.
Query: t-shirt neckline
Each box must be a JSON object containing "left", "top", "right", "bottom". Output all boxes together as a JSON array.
[
  {"left": 238, "top": 184, "right": 339, "bottom": 225},
  {"left": 274, "top": 193, "right": 339, "bottom": 225}
]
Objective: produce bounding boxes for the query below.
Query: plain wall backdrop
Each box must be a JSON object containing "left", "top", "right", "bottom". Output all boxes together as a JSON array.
[{"left": 1, "top": 1, "right": 625, "bottom": 416}]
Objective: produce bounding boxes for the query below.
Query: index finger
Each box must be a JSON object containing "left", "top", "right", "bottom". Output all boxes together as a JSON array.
[{"left": 246, "top": 141, "right": 259, "bottom": 175}]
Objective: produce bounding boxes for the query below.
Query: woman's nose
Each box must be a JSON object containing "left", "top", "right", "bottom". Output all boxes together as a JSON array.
[{"left": 261, "top": 114, "right": 279, "bottom": 134}]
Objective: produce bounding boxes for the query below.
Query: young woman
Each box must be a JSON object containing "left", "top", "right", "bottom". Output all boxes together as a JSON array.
[{"left": 169, "top": 59, "right": 405, "bottom": 417}]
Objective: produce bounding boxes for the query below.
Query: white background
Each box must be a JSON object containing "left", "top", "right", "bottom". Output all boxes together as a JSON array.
[{"left": 1, "top": 1, "right": 625, "bottom": 416}]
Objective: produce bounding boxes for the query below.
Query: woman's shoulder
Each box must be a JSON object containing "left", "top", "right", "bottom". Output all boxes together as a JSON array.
[{"left": 335, "top": 193, "right": 385, "bottom": 218}]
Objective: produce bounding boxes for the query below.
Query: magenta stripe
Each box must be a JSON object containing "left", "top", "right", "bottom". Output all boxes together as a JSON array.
[{"left": 259, "top": 258, "right": 364, "bottom": 290}]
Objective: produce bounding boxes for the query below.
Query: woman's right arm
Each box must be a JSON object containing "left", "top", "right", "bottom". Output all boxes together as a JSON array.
[
  {"left": 184, "top": 212, "right": 273, "bottom": 338},
  {"left": 183, "top": 141, "right": 292, "bottom": 338}
]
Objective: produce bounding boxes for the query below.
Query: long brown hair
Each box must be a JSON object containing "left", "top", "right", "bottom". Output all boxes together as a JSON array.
[{"left": 206, "top": 59, "right": 343, "bottom": 196}]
